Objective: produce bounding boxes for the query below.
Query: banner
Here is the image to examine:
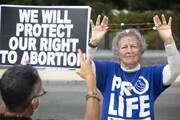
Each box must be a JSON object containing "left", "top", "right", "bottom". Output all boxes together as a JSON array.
[{"left": 0, "top": 5, "right": 91, "bottom": 68}]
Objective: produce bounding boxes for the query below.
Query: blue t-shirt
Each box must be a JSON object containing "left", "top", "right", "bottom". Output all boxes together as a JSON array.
[{"left": 94, "top": 60, "right": 169, "bottom": 120}]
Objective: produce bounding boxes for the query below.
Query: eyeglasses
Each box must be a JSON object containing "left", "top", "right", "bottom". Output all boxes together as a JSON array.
[{"left": 33, "top": 87, "right": 47, "bottom": 98}]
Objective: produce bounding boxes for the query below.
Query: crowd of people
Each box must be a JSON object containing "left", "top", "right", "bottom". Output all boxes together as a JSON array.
[{"left": 0, "top": 13, "right": 180, "bottom": 120}]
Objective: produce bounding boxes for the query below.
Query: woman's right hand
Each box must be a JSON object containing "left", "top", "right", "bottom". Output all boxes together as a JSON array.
[
  {"left": 76, "top": 49, "right": 96, "bottom": 92},
  {"left": 89, "top": 15, "right": 109, "bottom": 46}
]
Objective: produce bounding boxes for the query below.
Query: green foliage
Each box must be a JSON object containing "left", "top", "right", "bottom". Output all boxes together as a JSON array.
[
  {"left": 1, "top": 0, "right": 180, "bottom": 50},
  {"left": 107, "top": 10, "right": 180, "bottom": 50},
  {"left": 0, "top": 0, "right": 45, "bottom": 5},
  {"left": 127, "top": 0, "right": 180, "bottom": 11},
  {"left": 144, "top": 31, "right": 164, "bottom": 50},
  {"left": 1, "top": 0, "right": 180, "bottom": 11},
  {"left": 86, "top": 1, "right": 115, "bottom": 20}
]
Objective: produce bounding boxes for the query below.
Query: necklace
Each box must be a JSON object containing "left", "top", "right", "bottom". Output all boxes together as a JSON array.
[
  {"left": 127, "top": 83, "right": 132, "bottom": 91},
  {"left": 122, "top": 70, "right": 140, "bottom": 91}
]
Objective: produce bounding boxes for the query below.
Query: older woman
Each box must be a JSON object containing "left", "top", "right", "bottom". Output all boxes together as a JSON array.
[{"left": 88, "top": 15, "right": 180, "bottom": 120}]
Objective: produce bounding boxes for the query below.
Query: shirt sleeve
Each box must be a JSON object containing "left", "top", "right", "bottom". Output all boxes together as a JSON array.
[
  {"left": 87, "top": 46, "right": 97, "bottom": 58},
  {"left": 153, "top": 65, "right": 170, "bottom": 99},
  {"left": 163, "top": 42, "right": 180, "bottom": 85},
  {"left": 93, "top": 60, "right": 108, "bottom": 93}
]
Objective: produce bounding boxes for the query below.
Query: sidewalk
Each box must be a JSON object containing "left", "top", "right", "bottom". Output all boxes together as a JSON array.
[
  {"left": 1, "top": 50, "right": 180, "bottom": 83},
  {"left": 0, "top": 68, "right": 83, "bottom": 81},
  {"left": 1, "top": 68, "right": 180, "bottom": 84}
]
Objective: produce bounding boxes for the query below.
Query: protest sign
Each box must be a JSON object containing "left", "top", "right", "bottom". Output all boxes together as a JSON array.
[{"left": 0, "top": 5, "right": 91, "bottom": 68}]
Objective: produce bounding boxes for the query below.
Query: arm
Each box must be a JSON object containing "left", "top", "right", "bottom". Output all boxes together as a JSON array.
[
  {"left": 76, "top": 49, "right": 100, "bottom": 120},
  {"left": 153, "top": 14, "right": 180, "bottom": 85},
  {"left": 88, "top": 15, "right": 109, "bottom": 57}
]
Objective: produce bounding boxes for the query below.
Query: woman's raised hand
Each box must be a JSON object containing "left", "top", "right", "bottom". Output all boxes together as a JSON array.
[
  {"left": 89, "top": 15, "right": 109, "bottom": 46},
  {"left": 153, "top": 14, "right": 174, "bottom": 45},
  {"left": 76, "top": 49, "right": 96, "bottom": 92}
]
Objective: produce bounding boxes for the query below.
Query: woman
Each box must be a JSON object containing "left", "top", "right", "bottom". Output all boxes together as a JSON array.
[{"left": 88, "top": 14, "right": 180, "bottom": 120}]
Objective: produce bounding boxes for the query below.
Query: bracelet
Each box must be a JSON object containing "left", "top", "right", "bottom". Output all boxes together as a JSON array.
[
  {"left": 88, "top": 40, "right": 97, "bottom": 48},
  {"left": 86, "top": 91, "right": 101, "bottom": 101}
]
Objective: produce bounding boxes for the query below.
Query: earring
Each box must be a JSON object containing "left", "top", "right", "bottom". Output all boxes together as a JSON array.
[{"left": 31, "top": 98, "right": 40, "bottom": 111}]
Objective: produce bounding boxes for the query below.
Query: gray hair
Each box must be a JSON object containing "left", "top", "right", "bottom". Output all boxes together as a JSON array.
[{"left": 112, "top": 28, "right": 147, "bottom": 56}]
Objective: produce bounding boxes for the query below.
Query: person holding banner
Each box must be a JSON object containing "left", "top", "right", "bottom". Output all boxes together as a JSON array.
[
  {"left": 0, "top": 64, "right": 46, "bottom": 120},
  {"left": 88, "top": 14, "right": 180, "bottom": 120}
]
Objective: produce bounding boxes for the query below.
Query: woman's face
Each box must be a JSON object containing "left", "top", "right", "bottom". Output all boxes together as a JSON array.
[{"left": 117, "top": 36, "right": 141, "bottom": 69}]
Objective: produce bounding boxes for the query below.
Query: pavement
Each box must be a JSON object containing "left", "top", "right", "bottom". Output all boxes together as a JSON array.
[
  {"left": 0, "top": 50, "right": 179, "bottom": 82},
  {"left": 30, "top": 81, "right": 180, "bottom": 120},
  {"left": 0, "top": 50, "right": 180, "bottom": 120}
]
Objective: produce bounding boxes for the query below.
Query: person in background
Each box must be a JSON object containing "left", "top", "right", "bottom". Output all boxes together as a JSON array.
[
  {"left": 87, "top": 14, "right": 180, "bottom": 120},
  {"left": 0, "top": 64, "right": 46, "bottom": 120}
]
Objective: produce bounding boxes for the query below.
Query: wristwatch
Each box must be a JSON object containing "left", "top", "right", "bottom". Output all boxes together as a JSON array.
[{"left": 88, "top": 40, "right": 97, "bottom": 48}]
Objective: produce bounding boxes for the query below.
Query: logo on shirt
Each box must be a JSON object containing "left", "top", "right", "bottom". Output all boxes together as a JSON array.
[
  {"left": 133, "top": 76, "right": 149, "bottom": 95},
  {"left": 108, "top": 75, "right": 150, "bottom": 119}
]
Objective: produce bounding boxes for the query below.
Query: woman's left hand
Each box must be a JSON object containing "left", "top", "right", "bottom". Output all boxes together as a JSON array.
[
  {"left": 89, "top": 15, "right": 109, "bottom": 46},
  {"left": 153, "top": 14, "right": 174, "bottom": 45}
]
